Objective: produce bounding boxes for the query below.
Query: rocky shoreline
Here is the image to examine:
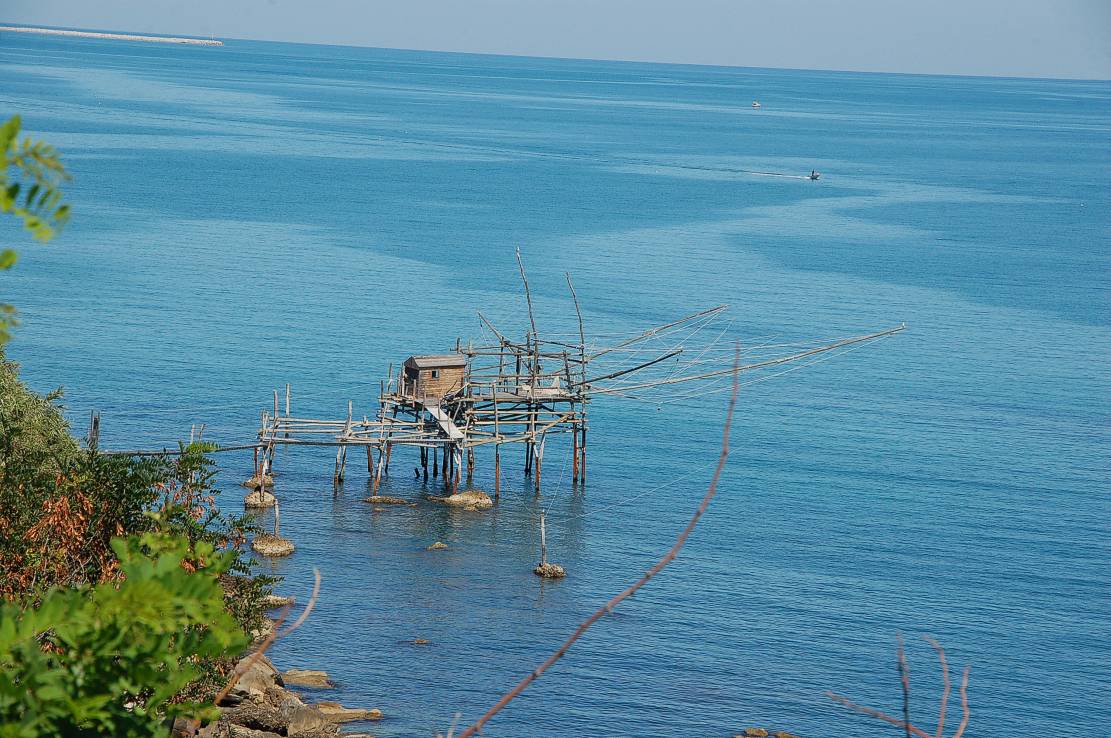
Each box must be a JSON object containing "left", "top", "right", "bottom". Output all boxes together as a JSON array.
[{"left": 175, "top": 655, "right": 380, "bottom": 738}]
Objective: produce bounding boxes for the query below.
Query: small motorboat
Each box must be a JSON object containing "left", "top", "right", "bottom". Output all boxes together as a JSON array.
[
  {"left": 751, "top": 100, "right": 761, "bottom": 108},
  {"left": 808, "top": 170, "right": 821, "bottom": 181}
]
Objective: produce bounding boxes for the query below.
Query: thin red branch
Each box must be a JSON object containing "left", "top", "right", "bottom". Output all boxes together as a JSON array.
[
  {"left": 952, "top": 666, "right": 970, "bottom": 738},
  {"left": 825, "top": 691, "right": 933, "bottom": 738},
  {"left": 453, "top": 347, "right": 742, "bottom": 738},
  {"left": 898, "top": 633, "right": 912, "bottom": 738},
  {"left": 828, "top": 637, "right": 971, "bottom": 738},
  {"left": 923, "top": 636, "right": 950, "bottom": 738},
  {"left": 187, "top": 569, "right": 321, "bottom": 736}
]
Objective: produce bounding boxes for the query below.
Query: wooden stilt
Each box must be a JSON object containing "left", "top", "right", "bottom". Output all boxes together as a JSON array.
[
  {"left": 432, "top": 447, "right": 439, "bottom": 478},
  {"left": 441, "top": 444, "right": 449, "bottom": 480},
  {"left": 572, "top": 425, "right": 579, "bottom": 484},
  {"left": 494, "top": 446, "right": 501, "bottom": 499},
  {"left": 367, "top": 445, "right": 374, "bottom": 475},
  {"left": 384, "top": 442, "right": 392, "bottom": 475},
  {"left": 421, "top": 446, "right": 429, "bottom": 479},
  {"left": 466, "top": 448, "right": 474, "bottom": 481},
  {"left": 534, "top": 438, "right": 542, "bottom": 495}
]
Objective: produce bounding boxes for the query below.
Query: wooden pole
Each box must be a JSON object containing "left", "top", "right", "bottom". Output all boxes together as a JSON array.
[
  {"left": 467, "top": 448, "right": 474, "bottom": 482},
  {"left": 534, "top": 436, "right": 542, "bottom": 495},
  {"left": 539, "top": 512, "right": 548, "bottom": 567},
  {"left": 494, "top": 446, "right": 501, "bottom": 499},
  {"left": 274, "top": 496, "right": 281, "bottom": 537},
  {"left": 384, "top": 442, "right": 392, "bottom": 475},
  {"left": 366, "top": 445, "right": 374, "bottom": 475},
  {"left": 432, "top": 446, "right": 438, "bottom": 478},
  {"left": 572, "top": 420, "right": 579, "bottom": 484},
  {"left": 273, "top": 389, "right": 279, "bottom": 421}
]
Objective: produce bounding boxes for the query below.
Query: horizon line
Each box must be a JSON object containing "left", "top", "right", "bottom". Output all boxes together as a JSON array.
[{"left": 3, "top": 20, "right": 1109, "bottom": 83}]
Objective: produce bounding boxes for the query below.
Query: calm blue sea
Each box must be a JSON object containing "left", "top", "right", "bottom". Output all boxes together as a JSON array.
[{"left": 2, "top": 31, "right": 1109, "bottom": 738}]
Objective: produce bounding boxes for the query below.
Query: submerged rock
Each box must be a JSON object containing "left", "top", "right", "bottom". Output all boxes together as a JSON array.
[
  {"left": 534, "top": 562, "right": 566, "bottom": 578},
  {"left": 252, "top": 534, "right": 295, "bottom": 557},
  {"left": 244, "top": 489, "right": 276, "bottom": 508},
  {"left": 427, "top": 541, "right": 448, "bottom": 550},
  {"left": 737, "top": 730, "right": 769, "bottom": 738},
  {"left": 363, "top": 495, "right": 408, "bottom": 504},
  {"left": 442, "top": 490, "right": 493, "bottom": 510},
  {"left": 282, "top": 668, "right": 335, "bottom": 688}
]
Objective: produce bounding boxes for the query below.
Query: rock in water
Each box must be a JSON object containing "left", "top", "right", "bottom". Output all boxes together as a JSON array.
[
  {"left": 442, "top": 490, "right": 493, "bottom": 510},
  {"left": 427, "top": 541, "right": 448, "bottom": 550},
  {"left": 534, "top": 562, "right": 566, "bottom": 578},
  {"left": 362, "top": 495, "right": 408, "bottom": 504},
  {"left": 282, "top": 668, "right": 335, "bottom": 688},
  {"left": 244, "top": 489, "right": 276, "bottom": 508},
  {"left": 314, "top": 701, "right": 384, "bottom": 723},
  {"left": 242, "top": 474, "right": 274, "bottom": 490},
  {"left": 252, "top": 534, "right": 295, "bottom": 557}
]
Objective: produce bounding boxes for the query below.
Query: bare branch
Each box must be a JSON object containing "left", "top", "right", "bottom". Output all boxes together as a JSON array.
[
  {"left": 923, "top": 636, "right": 950, "bottom": 738},
  {"left": 453, "top": 347, "right": 742, "bottom": 738},
  {"left": 953, "top": 666, "right": 971, "bottom": 738},
  {"left": 898, "top": 633, "right": 912, "bottom": 738},
  {"left": 212, "top": 569, "right": 321, "bottom": 710},
  {"left": 825, "top": 691, "right": 933, "bottom": 738},
  {"left": 828, "top": 636, "right": 970, "bottom": 738}
]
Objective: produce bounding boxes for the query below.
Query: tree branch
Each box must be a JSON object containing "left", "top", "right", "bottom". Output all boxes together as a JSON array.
[{"left": 453, "top": 347, "right": 742, "bottom": 738}]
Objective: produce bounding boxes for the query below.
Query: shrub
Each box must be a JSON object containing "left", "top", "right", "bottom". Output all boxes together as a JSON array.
[{"left": 0, "top": 532, "right": 250, "bottom": 737}]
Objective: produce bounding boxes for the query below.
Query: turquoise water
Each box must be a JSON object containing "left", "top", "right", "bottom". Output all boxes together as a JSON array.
[{"left": 3, "top": 32, "right": 1110, "bottom": 738}]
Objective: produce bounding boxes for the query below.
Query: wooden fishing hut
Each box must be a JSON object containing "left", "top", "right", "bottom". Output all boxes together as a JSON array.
[
  {"left": 401, "top": 354, "right": 467, "bottom": 399},
  {"left": 251, "top": 254, "right": 905, "bottom": 502}
]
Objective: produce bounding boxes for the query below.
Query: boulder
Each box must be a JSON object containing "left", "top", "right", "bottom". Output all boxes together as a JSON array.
[
  {"left": 314, "top": 701, "right": 383, "bottom": 723},
  {"left": 235, "top": 657, "right": 281, "bottom": 701},
  {"left": 740, "top": 730, "right": 769, "bottom": 738},
  {"left": 411, "top": 638, "right": 430, "bottom": 646},
  {"left": 771, "top": 732, "right": 800, "bottom": 738},
  {"left": 427, "top": 541, "right": 448, "bottom": 550},
  {"left": 287, "top": 705, "right": 329, "bottom": 736},
  {"left": 283, "top": 668, "right": 335, "bottom": 688},
  {"left": 244, "top": 490, "right": 276, "bottom": 508},
  {"left": 442, "top": 490, "right": 493, "bottom": 510},
  {"left": 252, "top": 534, "right": 295, "bottom": 557},
  {"left": 534, "top": 562, "right": 566, "bottom": 578},
  {"left": 222, "top": 704, "right": 287, "bottom": 734},
  {"left": 276, "top": 693, "right": 307, "bottom": 720},
  {"left": 229, "top": 727, "right": 283, "bottom": 738},
  {"left": 242, "top": 474, "right": 274, "bottom": 490}
]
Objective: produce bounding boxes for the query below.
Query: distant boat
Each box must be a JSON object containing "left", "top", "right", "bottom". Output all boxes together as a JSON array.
[
  {"left": 751, "top": 100, "right": 762, "bottom": 108},
  {"left": 808, "top": 170, "right": 821, "bottom": 181}
]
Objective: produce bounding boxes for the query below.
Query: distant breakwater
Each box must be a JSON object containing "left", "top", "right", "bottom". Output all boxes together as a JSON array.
[{"left": 0, "top": 26, "right": 222, "bottom": 46}]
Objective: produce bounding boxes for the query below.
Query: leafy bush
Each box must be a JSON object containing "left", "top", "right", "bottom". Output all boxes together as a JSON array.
[
  {"left": 1, "top": 354, "right": 275, "bottom": 721},
  {"left": 0, "top": 532, "right": 250, "bottom": 737}
]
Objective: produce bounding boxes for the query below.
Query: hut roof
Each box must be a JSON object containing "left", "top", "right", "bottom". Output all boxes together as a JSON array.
[{"left": 404, "top": 353, "right": 467, "bottom": 370}]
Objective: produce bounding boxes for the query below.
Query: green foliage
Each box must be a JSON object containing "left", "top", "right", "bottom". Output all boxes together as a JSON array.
[
  {"left": 0, "top": 353, "right": 79, "bottom": 479},
  {"left": 0, "top": 360, "right": 276, "bottom": 725},
  {"left": 1, "top": 114, "right": 72, "bottom": 344},
  {"left": 0, "top": 532, "right": 250, "bottom": 737}
]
